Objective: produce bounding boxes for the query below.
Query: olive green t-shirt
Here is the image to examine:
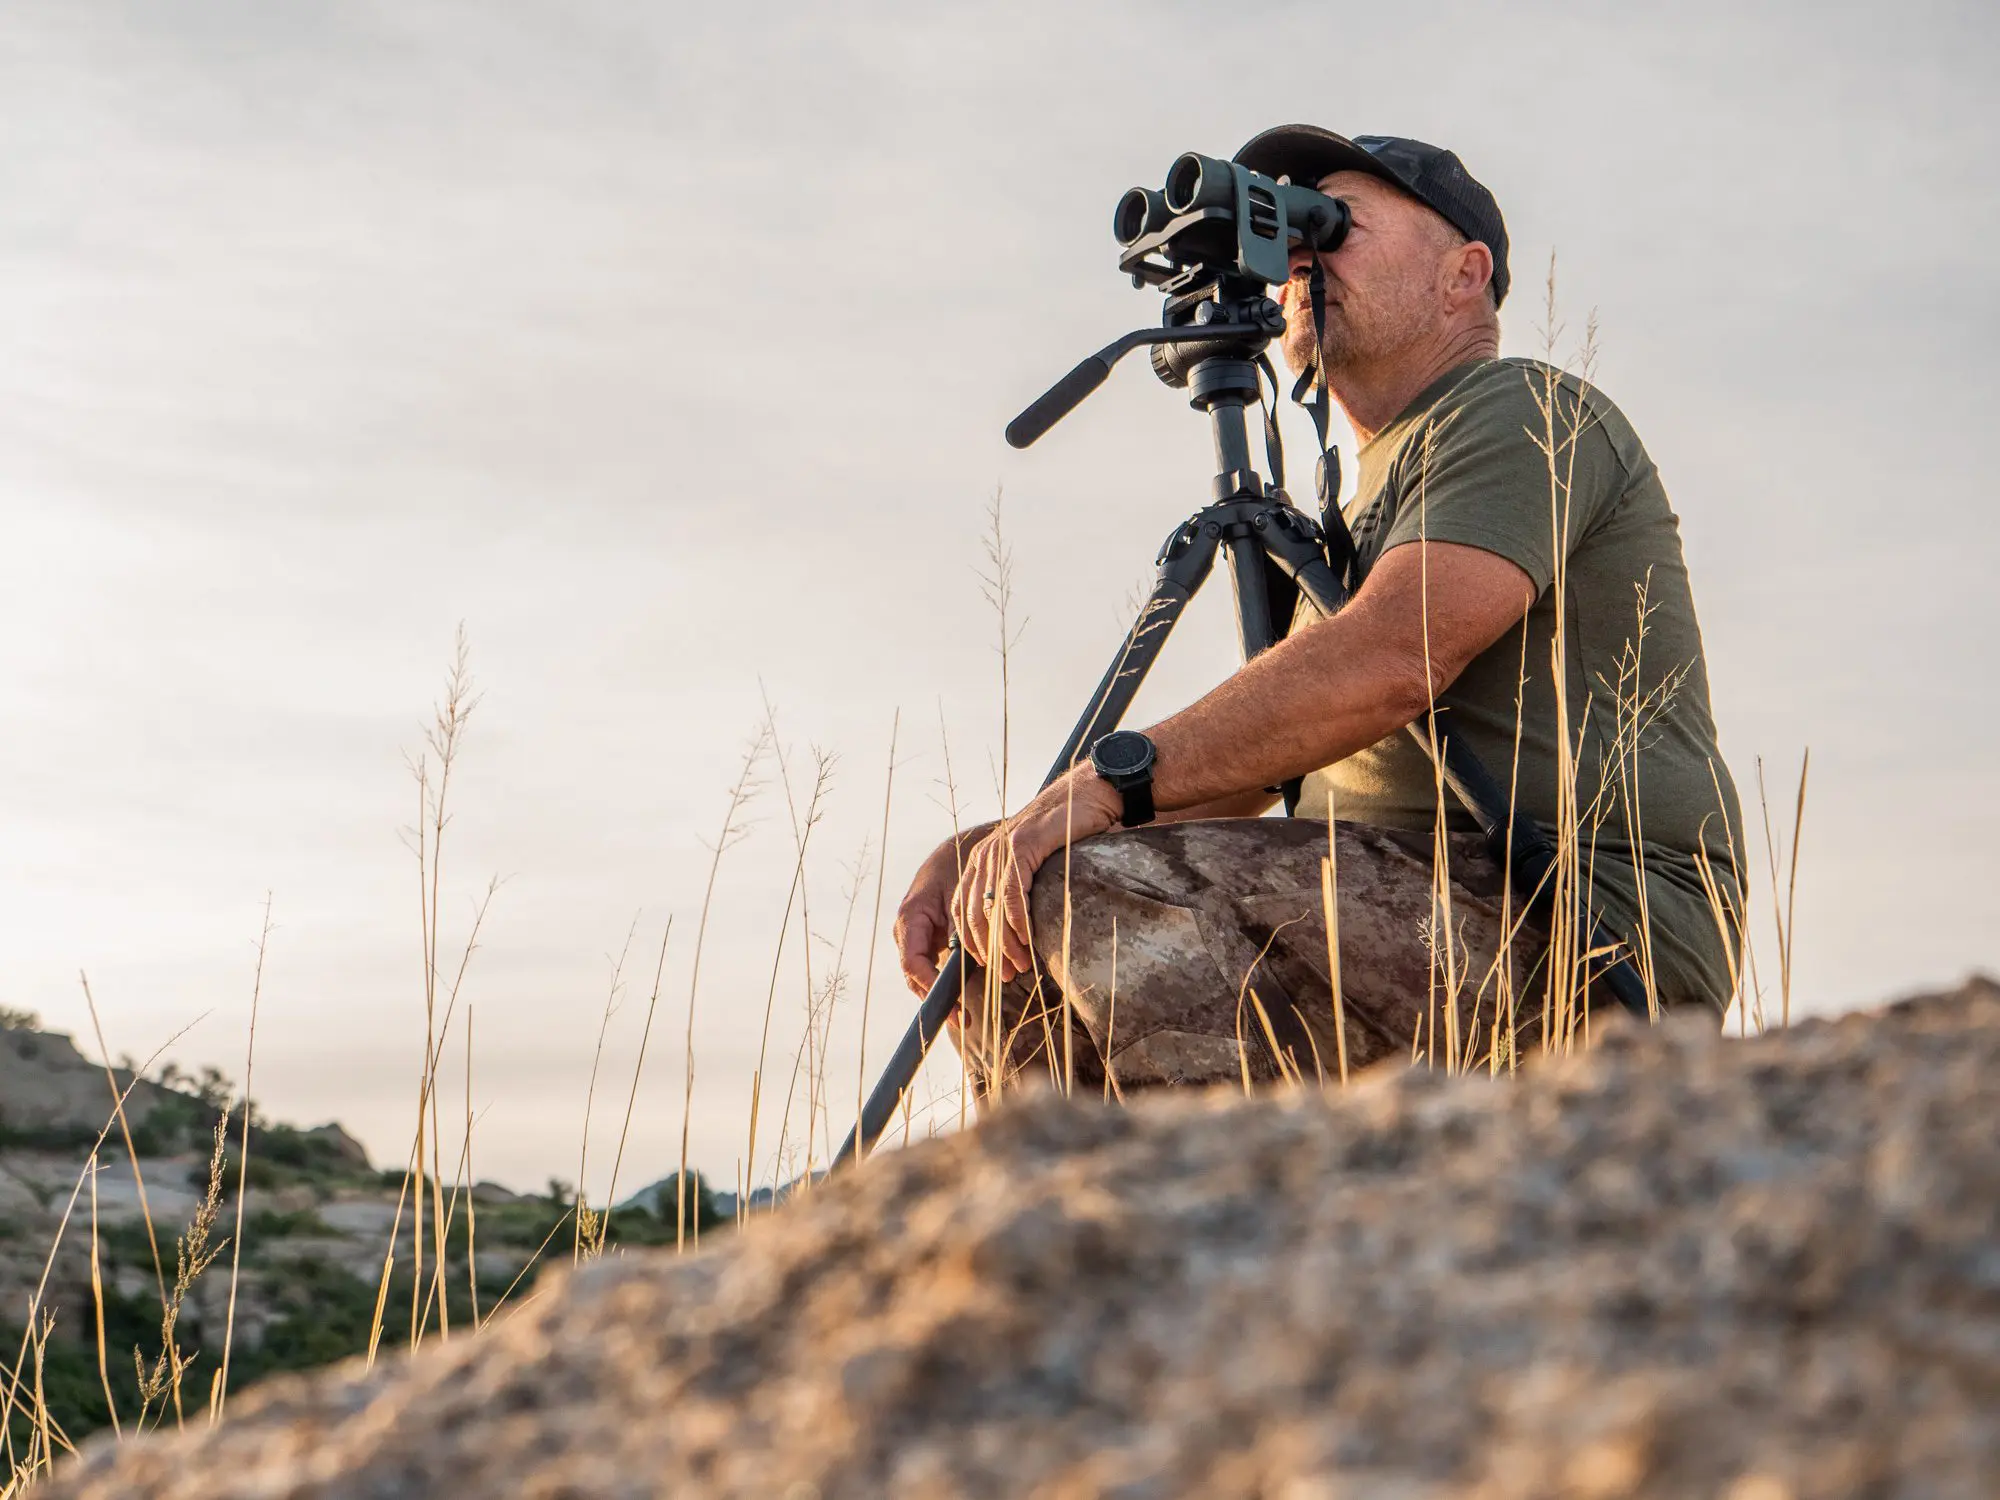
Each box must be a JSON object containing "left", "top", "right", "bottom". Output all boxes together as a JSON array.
[{"left": 1292, "top": 357, "right": 1746, "bottom": 1011}]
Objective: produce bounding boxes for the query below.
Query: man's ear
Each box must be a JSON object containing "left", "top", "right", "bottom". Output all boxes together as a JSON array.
[{"left": 1446, "top": 240, "right": 1494, "bottom": 310}]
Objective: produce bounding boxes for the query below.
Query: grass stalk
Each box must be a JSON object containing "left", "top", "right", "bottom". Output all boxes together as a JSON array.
[
  {"left": 0, "top": 1019, "right": 196, "bottom": 1456},
  {"left": 599, "top": 919, "right": 674, "bottom": 1254},
  {"left": 573, "top": 915, "right": 640, "bottom": 1259},
  {"left": 745, "top": 726, "right": 828, "bottom": 1210},
  {"left": 215, "top": 894, "right": 273, "bottom": 1419},
  {"left": 851, "top": 712, "right": 900, "bottom": 1166},
  {"left": 79, "top": 978, "right": 168, "bottom": 1313},
  {"left": 464, "top": 1007, "right": 480, "bottom": 1326},
  {"left": 86, "top": 1157, "right": 119, "bottom": 1439},
  {"left": 684, "top": 729, "right": 768, "bottom": 1243}
]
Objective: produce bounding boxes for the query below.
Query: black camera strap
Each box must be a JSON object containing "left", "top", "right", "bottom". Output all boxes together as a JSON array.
[
  {"left": 1255, "top": 354, "right": 1286, "bottom": 493},
  {"left": 1288, "top": 259, "right": 1357, "bottom": 589}
]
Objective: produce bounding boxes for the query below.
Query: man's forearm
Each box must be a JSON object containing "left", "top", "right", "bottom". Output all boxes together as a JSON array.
[
  {"left": 1135, "top": 542, "right": 1537, "bottom": 814},
  {"left": 948, "top": 544, "right": 1523, "bottom": 836},
  {"left": 1159, "top": 788, "right": 1281, "bottom": 823},
  {"left": 1144, "top": 599, "right": 1428, "bottom": 814}
]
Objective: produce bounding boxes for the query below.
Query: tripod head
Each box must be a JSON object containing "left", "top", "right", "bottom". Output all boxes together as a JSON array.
[
  {"left": 1002, "top": 290, "right": 1285, "bottom": 451},
  {"left": 1148, "top": 275, "right": 1279, "bottom": 393}
]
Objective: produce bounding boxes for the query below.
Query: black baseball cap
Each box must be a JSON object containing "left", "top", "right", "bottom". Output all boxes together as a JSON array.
[{"left": 1234, "top": 125, "right": 1511, "bottom": 307}]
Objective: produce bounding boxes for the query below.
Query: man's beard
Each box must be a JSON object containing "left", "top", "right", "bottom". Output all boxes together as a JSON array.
[
  {"left": 1280, "top": 284, "right": 1358, "bottom": 381},
  {"left": 1278, "top": 276, "right": 1317, "bottom": 377},
  {"left": 1278, "top": 274, "right": 1365, "bottom": 378},
  {"left": 1280, "top": 273, "right": 1427, "bottom": 381}
]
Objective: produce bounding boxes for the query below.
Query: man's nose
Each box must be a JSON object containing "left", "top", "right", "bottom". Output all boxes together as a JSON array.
[{"left": 1287, "top": 244, "right": 1319, "bottom": 277}]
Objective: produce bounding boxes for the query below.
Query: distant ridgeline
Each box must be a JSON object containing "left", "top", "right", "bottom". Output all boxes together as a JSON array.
[{"left": 0, "top": 1012, "right": 730, "bottom": 1457}]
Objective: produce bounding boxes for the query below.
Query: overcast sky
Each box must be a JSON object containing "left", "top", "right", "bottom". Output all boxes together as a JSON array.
[{"left": 4, "top": 0, "right": 1995, "bottom": 1193}]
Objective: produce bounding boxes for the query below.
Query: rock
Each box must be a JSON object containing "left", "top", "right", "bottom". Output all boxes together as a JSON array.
[
  {"left": 271, "top": 1184, "right": 321, "bottom": 1215},
  {"left": 260, "top": 1235, "right": 384, "bottom": 1281},
  {"left": 315, "top": 1198, "right": 406, "bottom": 1239},
  {"left": 471, "top": 1250, "right": 527, "bottom": 1287},
  {"left": 39, "top": 979, "right": 2000, "bottom": 1499},
  {"left": 0, "top": 1026, "right": 179, "bottom": 1138},
  {"left": 0, "top": 1165, "right": 47, "bottom": 1219},
  {"left": 84, "top": 1156, "right": 204, "bottom": 1225},
  {"left": 300, "top": 1123, "right": 371, "bottom": 1170},
  {"left": 0, "top": 1151, "right": 91, "bottom": 1200},
  {"left": 613, "top": 1172, "right": 690, "bottom": 1213}
]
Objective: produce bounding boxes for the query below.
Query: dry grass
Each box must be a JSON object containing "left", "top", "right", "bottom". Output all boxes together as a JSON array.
[
  {"left": 849, "top": 713, "right": 902, "bottom": 1167},
  {"left": 1381, "top": 258, "right": 1784, "bottom": 1080},
  {"left": 592, "top": 921, "right": 674, "bottom": 1258},
  {"left": 212, "top": 898, "right": 271, "bottom": 1421},
  {"left": 2, "top": 1006, "right": 207, "bottom": 1491},
  {"left": 681, "top": 729, "right": 766, "bottom": 1240}
]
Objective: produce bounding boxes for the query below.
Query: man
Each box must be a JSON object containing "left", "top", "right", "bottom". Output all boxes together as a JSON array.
[{"left": 895, "top": 126, "right": 1745, "bottom": 1095}]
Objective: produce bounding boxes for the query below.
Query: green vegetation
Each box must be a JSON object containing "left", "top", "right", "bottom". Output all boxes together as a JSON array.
[
  {"left": 120, "top": 1091, "right": 207, "bottom": 1159},
  {"left": 226, "top": 1132, "right": 375, "bottom": 1196},
  {"left": 0, "top": 1123, "right": 99, "bottom": 1154},
  {"left": 1, "top": 1283, "right": 155, "bottom": 1450},
  {"left": 2, "top": 1182, "right": 729, "bottom": 1457},
  {"left": 4, "top": 1259, "right": 425, "bottom": 1450},
  {"left": 633, "top": 1173, "right": 730, "bottom": 1241}
]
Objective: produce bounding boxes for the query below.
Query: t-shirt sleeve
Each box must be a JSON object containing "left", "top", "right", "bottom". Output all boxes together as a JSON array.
[{"left": 1374, "top": 365, "right": 1626, "bottom": 597}]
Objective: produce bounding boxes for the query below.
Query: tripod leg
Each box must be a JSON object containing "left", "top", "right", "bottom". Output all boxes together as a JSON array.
[
  {"left": 1223, "top": 532, "right": 1308, "bottom": 812},
  {"left": 840, "top": 945, "right": 970, "bottom": 1163},
  {"left": 1042, "top": 514, "right": 1227, "bottom": 778},
  {"left": 835, "top": 516, "right": 1225, "bottom": 1170},
  {"left": 1225, "top": 534, "right": 1282, "bottom": 658},
  {"left": 1256, "top": 512, "right": 1349, "bottom": 618}
]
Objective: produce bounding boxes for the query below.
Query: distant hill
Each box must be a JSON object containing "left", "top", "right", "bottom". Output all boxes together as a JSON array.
[{"left": 0, "top": 1015, "right": 721, "bottom": 1461}]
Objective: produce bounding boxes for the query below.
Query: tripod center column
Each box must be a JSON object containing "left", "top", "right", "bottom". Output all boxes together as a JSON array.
[{"left": 1189, "top": 358, "right": 1260, "bottom": 495}]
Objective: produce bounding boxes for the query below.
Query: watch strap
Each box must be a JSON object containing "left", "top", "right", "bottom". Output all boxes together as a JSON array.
[{"left": 1118, "top": 777, "right": 1155, "bottom": 828}]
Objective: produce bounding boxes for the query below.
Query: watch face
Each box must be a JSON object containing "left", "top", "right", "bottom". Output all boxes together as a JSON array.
[{"left": 1093, "top": 731, "right": 1154, "bottom": 777}]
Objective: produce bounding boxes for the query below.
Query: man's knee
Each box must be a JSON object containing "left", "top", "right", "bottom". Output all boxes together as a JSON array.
[{"left": 1025, "top": 829, "right": 1167, "bottom": 946}]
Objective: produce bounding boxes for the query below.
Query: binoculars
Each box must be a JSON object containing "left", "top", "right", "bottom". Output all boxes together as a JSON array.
[{"left": 1114, "top": 152, "right": 1349, "bottom": 288}]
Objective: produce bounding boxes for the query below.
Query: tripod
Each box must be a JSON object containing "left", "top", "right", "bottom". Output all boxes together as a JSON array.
[{"left": 833, "top": 283, "right": 1654, "bottom": 1170}]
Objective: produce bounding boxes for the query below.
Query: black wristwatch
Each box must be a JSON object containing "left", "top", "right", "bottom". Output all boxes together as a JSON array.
[{"left": 1090, "top": 730, "right": 1157, "bottom": 828}]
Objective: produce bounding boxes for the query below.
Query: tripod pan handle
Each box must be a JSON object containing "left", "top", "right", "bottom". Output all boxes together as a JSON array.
[{"left": 1006, "top": 356, "right": 1112, "bottom": 449}]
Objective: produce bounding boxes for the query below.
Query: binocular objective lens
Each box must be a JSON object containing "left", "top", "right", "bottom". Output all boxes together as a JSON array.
[
  {"left": 1163, "top": 154, "right": 1204, "bottom": 214},
  {"left": 1114, "top": 188, "right": 1152, "bottom": 246}
]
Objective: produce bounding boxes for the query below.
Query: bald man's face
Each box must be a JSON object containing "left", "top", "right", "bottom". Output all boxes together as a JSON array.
[{"left": 1279, "top": 170, "right": 1473, "bottom": 379}]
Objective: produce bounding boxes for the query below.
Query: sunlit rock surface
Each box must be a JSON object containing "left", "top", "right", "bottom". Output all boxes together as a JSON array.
[{"left": 43, "top": 979, "right": 2000, "bottom": 1499}]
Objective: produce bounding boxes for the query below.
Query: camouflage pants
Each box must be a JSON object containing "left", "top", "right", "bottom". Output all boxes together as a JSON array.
[{"left": 948, "top": 817, "right": 1558, "bottom": 1098}]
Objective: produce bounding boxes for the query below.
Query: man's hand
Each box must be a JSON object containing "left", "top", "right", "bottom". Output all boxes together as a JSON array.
[
  {"left": 951, "top": 769, "right": 1123, "bottom": 982},
  {"left": 897, "top": 541, "right": 1532, "bottom": 994},
  {"left": 893, "top": 822, "right": 995, "bottom": 997}
]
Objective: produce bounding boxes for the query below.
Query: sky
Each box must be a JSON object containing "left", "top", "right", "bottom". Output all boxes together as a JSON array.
[{"left": 3, "top": 0, "right": 1995, "bottom": 1194}]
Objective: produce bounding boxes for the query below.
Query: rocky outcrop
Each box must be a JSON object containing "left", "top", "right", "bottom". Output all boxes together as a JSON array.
[
  {"left": 2, "top": 1027, "right": 699, "bottom": 1460},
  {"left": 0, "top": 1027, "right": 377, "bottom": 1337},
  {"left": 0, "top": 1026, "right": 178, "bottom": 1139},
  {"left": 41, "top": 979, "right": 2000, "bottom": 1499}
]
